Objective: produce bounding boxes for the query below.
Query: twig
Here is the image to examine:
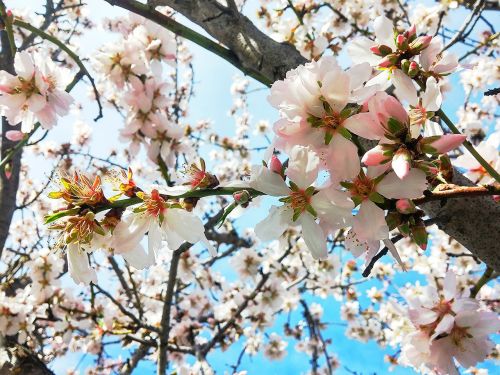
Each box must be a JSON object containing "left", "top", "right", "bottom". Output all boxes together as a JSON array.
[
  {"left": 442, "top": 0, "right": 485, "bottom": 52},
  {"left": 470, "top": 266, "right": 496, "bottom": 298},
  {"left": 157, "top": 244, "right": 190, "bottom": 375}
]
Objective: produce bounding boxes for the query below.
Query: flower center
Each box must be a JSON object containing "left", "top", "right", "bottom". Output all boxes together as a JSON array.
[
  {"left": 289, "top": 190, "right": 311, "bottom": 212},
  {"left": 350, "top": 176, "right": 375, "bottom": 199},
  {"left": 145, "top": 189, "right": 167, "bottom": 217},
  {"left": 409, "top": 105, "right": 427, "bottom": 126},
  {"left": 321, "top": 113, "right": 343, "bottom": 132}
]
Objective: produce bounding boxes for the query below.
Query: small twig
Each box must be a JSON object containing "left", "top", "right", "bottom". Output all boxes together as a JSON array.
[
  {"left": 470, "top": 266, "right": 496, "bottom": 298},
  {"left": 442, "top": 0, "right": 485, "bottom": 52}
]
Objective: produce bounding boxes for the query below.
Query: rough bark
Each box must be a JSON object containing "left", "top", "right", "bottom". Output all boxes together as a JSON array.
[
  {"left": 147, "top": 0, "right": 500, "bottom": 271},
  {"left": 148, "top": 0, "right": 307, "bottom": 82},
  {"left": 0, "top": 32, "right": 21, "bottom": 256}
]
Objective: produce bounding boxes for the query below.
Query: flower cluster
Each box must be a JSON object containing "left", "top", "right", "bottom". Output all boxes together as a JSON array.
[
  {"left": 93, "top": 14, "right": 193, "bottom": 165},
  {"left": 401, "top": 271, "right": 500, "bottom": 374},
  {"left": 0, "top": 51, "right": 73, "bottom": 133},
  {"left": 254, "top": 16, "right": 467, "bottom": 265},
  {"left": 46, "top": 168, "right": 215, "bottom": 284}
]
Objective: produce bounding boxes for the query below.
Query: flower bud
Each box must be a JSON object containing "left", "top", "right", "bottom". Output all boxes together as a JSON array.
[
  {"left": 5, "top": 130, "right": 24, "bottom": 142},
  {"left": 233, "top": 190, "right": 251, "bottom": 205},
  {"left": 430, "top": 134, "right": 466, "bottom": 154},
  {"left": 407, "top": 61, "right": 419, "bottom": 78},
  {"left": 400, "top": 59, "right": 411, "bottom": 74},
  {"left": 361, "top": 145, "right": 392, "bottom": 166},
  {"left": 392, "top": 148, "right": 412, "bottom": 179},
  {"left": 270, "top": 155, "right": 283, "bottom": 175},
  {"left": 370, "top": 44, "right": 393, "bottom": 56},
  {"left": 409, "top": 35, "right": 432, "bottom": 54},
  {"left": 4, "top": 162, "right": 11, "bottom": 180},
  {"left": 396, "top": 199, "right": 417, "bottom": 214},
  {"left": 396, "top": 34, "right": 408, "bottom": 51},
  {"left": 378, "top": 53, "right": 399, "bottom": 68},
  {"left": 406, "top": 25, "right": 417, "bottom": 39}
]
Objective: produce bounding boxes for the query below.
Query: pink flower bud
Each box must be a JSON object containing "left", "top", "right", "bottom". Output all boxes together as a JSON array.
[
  {"left": 406, "top": 25, "right": 416, "bottom": 39},
  {"left": 396, "top": 34, "right": 408, "bottom": 50},
  {"left": 409, "top": 35, "right": 432, "bottom": 54},
  {"left": 370, "top": 45, "right": 382, "bottom": 55},
  {"left": 6, "top": 10, "right": 13, "bottom": 18},
  {"left": 362, "top": 146, "right": 390, "bottom": 166},
  {"left": 378, "top": 53, "right": 399, "bottom": 68},
  {"left": 5, "top": 130, "right": 24, "bottom": 142},
  {"left": 233, "top": 190, "right": 250, "bottom": 205},
  {"left": 270, "top": 155, "right": 283, "bottom": 174},
  {"left": 396, "top": 199, "right": 416, "bottom": 214},
  {"left": 408, "top": 61, "right": 419, "bottom": 77},
  {"left": 429, "top": 134, "right": 467, "bottom": 154},
  {"left": 392, "top": 148, "right": 412, "bottom": 179}
]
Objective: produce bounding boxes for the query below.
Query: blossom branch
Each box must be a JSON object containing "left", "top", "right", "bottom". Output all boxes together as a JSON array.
[
  {"left": 103, "top": 0, "right": 273, "bottom": 86},
  {"left": 413, "top": 184, "right": 500, "bottom": 205}
]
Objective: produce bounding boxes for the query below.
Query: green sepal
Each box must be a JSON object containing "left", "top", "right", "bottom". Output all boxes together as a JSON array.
[
  {"left": 338, "top": 127, "right": 352, "bottom": 141},
  {"left": 324, "top": 131, "right": 334, "bottom": 145},
  {"left": 369, "top": 191, "right": 385, "bottom": 204}
]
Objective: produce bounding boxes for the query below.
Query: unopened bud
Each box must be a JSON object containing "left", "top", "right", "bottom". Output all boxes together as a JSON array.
[
  {"left": 401, "top": 59, "right": 411, "bottom": 74},
  {"left": 270, "top": 155, "right": 283, "bottom": 175},
  {"left": 392, "top": 148, "right": 412, "bottom": 179},
  {"left": 378, "top": 53, "right": 399, "bottom": 68},
  {"left": 4, "top": 163, "right": 11, "bottom": 180},
  {"left": 370, "top": 44, "right": 393, "bottom": 56},
  {"left": 409, "top": 35, "right": 432, "bottom": 54},
  {"left": 396, "top": 199, "right": 417, "bottom": 214},
  {"left": 396, "top": 34, "right": 408, "bottom": 51},
  {"left": 233, "top": 190, "right": 250, "bottom": 205},
  {"left": 407, "top": 61, "right": 419, "bottom": 78},
  {"left": 5, "top": 130, "right": 24, "bottom": 142},
  {"left": 406, "top": 25, "right": 417, "bottom": 40}
]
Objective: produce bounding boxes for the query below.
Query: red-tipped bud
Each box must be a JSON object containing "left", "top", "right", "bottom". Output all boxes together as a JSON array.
[
  {"left": 409, "top": 35, "right": 432, "bottom": 54},
  {"left": 362, "top": 145, "right": 392, "bottom": 166},
  {"left": 270, "top": 155, "right": 283, "bottom": 174},
  {"left": 406, "top": 25, "right": 417, "bottom": 40},
  {"left": 420, "top": 134, "right": 467, "bottom": 155},
  {"left": 370, "top": 44, "right": 393, "bottom": 56},
  {"left": 429, "top": 134, "right": 467, "bottom": 154},
  {"left": 6, "top": 9, "right": 13, "bottom": 18},
  {"left": 396, "top": 199, "right": 417, "bottom": 214},
  {"left": 408, "top": 61, "right": 419, "bottom": 77},
  {"left": 378, "top": 53, "right": 399, "bottom": 68},
  {"left": 233, "top": 190, "right": 251, "bottom": 205},
  {"left": 4, "top": 163, "right": 11, "bottom": 180},
  {"left": 396, "top": 34, "right": 408, "bottom": 50}
]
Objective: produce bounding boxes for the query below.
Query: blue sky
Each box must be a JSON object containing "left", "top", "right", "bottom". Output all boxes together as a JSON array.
[{"left": 10, "top": 0, "right": 499, "bottom": 374}]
